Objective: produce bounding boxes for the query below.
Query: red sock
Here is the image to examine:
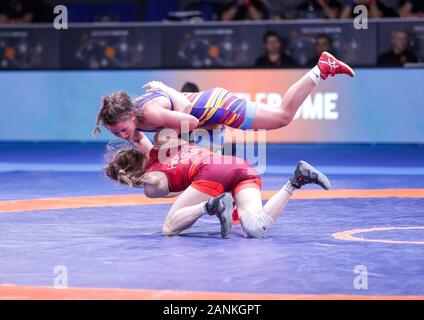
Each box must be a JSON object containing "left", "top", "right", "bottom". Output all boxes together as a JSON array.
[{"left": 232, "top": 208, "right": 240, "bottom": 225}]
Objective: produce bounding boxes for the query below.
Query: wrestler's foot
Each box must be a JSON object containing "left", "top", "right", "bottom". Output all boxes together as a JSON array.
[
  {"left": 205, "top": 193, "right": 234, "bottom": 238},
  {"left": 318, "top": 51, "right": 355, "bottom": 80},
  {"left": 290, "top": 160, "right": 331, "bottom": 190}
]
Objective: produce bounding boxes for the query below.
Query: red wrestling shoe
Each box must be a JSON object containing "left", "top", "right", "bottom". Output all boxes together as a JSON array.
[{"left": 318, "top": 51, "right": 355, "bottom": 80}]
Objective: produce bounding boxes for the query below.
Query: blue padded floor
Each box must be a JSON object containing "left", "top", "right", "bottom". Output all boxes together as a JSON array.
[{"left": 0, "top": 143, "right": 424, "bottom": 297}]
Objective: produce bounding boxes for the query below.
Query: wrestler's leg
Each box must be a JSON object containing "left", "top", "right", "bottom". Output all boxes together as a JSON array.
[
  {"left": 250, "top": 53, "right": 355, "bottom": 130},
  {"left": 251, "top": 74, "right": 318, "bottom": 129},
  {"left": 162, "top": 186, "right": 233, "bottom": 238},
  {"left": 235, "top": 161, "right": 331, "bottom": 238},
  {"left": 162, "top": 186, "right": 211, "bottom": 236},
  {"left": 234, "top": 186, "right": 292, "bottom": 238}
]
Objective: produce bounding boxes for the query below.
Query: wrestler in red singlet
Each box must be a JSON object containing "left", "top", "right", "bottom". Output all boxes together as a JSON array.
[{"left": 145, "top": 144, "right": 261, "bottom": 198}]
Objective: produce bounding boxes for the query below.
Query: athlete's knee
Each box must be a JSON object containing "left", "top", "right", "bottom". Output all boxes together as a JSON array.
[
  {"left": 278, "top": 111, "right": 293, "bottom": 127},
  {"left": 162, "top": 223, "right": 180, "bottom": 237},
  {"left": 240, "top": 212, "right": 274, "bottom": 238}
]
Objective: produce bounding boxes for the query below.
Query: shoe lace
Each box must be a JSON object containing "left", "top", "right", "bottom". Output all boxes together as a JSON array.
[
  {"left": 291, "top": 171, "right": 318, "bottom": 188},
  {"left": 206, "top": 199, "right": 224, "bottom": 215},
  {"left": 320, "top": 57, "right": 338, "bottom": 76}
]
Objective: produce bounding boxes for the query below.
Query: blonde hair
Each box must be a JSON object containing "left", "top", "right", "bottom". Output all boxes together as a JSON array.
[
  {"left": 93, "top": 91, "right": 141, "bottom": 137},
  {"left": 104, "top": 148, "right": 149, "bottom": 188}
]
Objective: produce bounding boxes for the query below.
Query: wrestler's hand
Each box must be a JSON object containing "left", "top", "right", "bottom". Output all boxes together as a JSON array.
[
  {"left": 132, "top": 129, "right": 143, "bottom": 143},
  {"left": 143, "top": 81, "right": 168, "bottom": 92},
  {"left": 142, "top": 173, "right": 161, "bottom": 186}
]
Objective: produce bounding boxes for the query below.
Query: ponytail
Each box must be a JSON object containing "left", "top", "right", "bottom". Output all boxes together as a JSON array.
[{"left": 104, "top": 148, "right": 149, "bottom": 188}]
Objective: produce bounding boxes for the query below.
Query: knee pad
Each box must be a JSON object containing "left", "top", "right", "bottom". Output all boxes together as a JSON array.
[{"left": 241, "top": 212, "right": 273, "bottom": 238}]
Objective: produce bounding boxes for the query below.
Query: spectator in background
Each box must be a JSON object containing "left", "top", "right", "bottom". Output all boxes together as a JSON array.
[
  {"left": 221, "top": 0, "right": 269, "bottom": 20},
  {"left": 181, "top": 82, "right": 200, "bottom": 92},
  {"left": 267, "top": 0, "right": 298, "bottom": 19},
  {"left": 33, "top": 0, "right": 54, "bottom": 23},
  {"left": 340, "top": 0, "right": 397, "bottom": 18},
  {"left": 0, "top": 0, "right": 36, "bottom": 23},
  {"left": 305, "top": 35, "right": 334, "bottom": 67},
  {"left": 255, "top": 31, "right": 296, "bottom": 68},
  {"left": 182, "top": 0, "right": 223, "bottom": 21},
  {"left": 377, "top": 29, "right": 418, "bottom": 66},
  {"left": 296, "top": 0, "right": 342, "bottom": 19},
  {"left": 398, "top": 0, "right": 424, "bottom": 17}
]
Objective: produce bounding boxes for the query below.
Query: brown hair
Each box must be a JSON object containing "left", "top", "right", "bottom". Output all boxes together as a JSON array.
[
  {"left": 93, "top": 91, "right": 138, "bottom": 137},
  {"left": 104, "top": 148, "right": 149, "bottom": 188}
]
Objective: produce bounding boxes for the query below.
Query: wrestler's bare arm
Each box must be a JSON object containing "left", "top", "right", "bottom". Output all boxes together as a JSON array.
[
  {"left": 153, "top": 129, "right": 187, "bottom": 147},
  {"left": 143, "top": 81, "right": 192, "bottom": 113},
  {"left": 143, "top": 172, "right": 169, "bottom": 198},
  {"left": 143, "top": 104, "right": 199, "bottom": 133},
  {"left": 142, "top": 172, "right": 182, "bottom": 199},
  {"left": 133, "top": 131, "right": 153, "bottom": 153}
]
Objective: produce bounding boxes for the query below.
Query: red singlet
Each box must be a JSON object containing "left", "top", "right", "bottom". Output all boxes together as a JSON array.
[{"left": 146, "top": 144, "right": 261, "bottom": 196}]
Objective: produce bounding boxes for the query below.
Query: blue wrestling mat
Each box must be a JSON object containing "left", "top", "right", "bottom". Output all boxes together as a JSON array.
[{"left": 0, "top": 143, "right": 423, "bottom": 299}]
